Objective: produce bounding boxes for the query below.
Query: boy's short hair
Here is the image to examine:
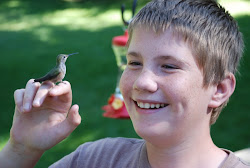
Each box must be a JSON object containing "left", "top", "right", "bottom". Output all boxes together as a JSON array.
[{"left": 127, "top": 0, "right": 244, "bottom": 125}]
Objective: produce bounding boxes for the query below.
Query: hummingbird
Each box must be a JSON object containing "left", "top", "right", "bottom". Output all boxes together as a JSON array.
[{"left": 34, "top": 53, "right": 78, "bottom": 83}]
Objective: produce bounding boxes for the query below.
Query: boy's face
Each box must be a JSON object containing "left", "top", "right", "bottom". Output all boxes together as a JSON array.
[{"left": 120, "top": 27, "right": 217, "bottom": 145}]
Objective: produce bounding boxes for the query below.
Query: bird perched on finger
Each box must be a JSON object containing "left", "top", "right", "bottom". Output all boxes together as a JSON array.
[{"left": 34, "top": 53, "right": 78, "bottom": 83}]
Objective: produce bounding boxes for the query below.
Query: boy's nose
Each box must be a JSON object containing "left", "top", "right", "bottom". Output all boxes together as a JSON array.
[{"left": 133, "top": 70, "right": 158, "bottom": 93}]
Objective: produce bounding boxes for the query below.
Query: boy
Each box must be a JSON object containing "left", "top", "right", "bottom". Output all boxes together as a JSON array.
[{"left": 0, "top": 0, "right": 249, "bottom": 167}]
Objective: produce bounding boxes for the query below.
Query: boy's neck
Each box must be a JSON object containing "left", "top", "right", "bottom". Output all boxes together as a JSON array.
[{"left": 146, "top": 130, "right": 228, "bottom": 168}]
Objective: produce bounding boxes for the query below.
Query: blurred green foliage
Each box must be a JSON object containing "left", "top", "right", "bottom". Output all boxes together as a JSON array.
[{"left": 0, "top": 0, "right": 249, "bottom": 167}]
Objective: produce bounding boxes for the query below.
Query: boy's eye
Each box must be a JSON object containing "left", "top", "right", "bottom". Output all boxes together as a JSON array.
[
  {"left": 128, "top": 61, "right": 142, "bottom": 66},
  {"left": 161, "top": 64, "right": 178, "bottom": 69},
  {"left": 127, "top": 61, "right": 142, "bottom": 70}
]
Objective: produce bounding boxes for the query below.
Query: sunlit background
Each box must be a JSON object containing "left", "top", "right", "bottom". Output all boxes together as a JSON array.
[{"left": 0, "top": 0, "right": 249, "bottom": 167}]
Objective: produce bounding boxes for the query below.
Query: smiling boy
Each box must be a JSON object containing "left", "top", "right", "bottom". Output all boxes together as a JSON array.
[{"left": 0, "top": 0, "right": 249, "bottom": 168}]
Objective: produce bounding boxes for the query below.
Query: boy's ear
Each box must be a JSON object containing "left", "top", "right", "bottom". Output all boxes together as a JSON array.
[{"left": 208, "top": 73, "right": 236, "bottom": 108}]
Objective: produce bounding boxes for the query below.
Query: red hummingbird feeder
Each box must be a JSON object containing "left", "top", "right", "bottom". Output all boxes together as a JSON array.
[{"left": 102, "top": 0, "right": 137, "bottom": 119}]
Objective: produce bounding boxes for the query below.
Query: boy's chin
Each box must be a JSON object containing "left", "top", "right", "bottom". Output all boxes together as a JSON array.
[{"left": 134, "top": 123, "right": 174, "bottom": 140}]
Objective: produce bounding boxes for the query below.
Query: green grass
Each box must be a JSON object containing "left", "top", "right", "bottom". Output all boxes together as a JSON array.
[{"left": 0, "top": 0, "right": 249, "bottom": 167}]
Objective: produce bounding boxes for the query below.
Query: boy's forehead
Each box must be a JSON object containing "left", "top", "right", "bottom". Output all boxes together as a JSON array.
[
  {"left": 130, "top": 26, "right": 191, "bottom": 52},
  {"left": 130, "top": 27, "right": 197, "bottom": 62}
]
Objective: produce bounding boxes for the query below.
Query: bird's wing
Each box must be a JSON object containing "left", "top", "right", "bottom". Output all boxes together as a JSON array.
[{"left": 34, "top": 68, "right": 61, "bottom": 82}]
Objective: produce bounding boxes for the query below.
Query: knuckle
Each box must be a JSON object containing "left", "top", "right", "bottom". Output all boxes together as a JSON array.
[
  {"left": 26, "top": 79, "right": 39, "bottom": 90},
  {"left": 28, "top": 79, "right": 35, "bottom": 84},
  {"left": 14, "top": 89, "right": 24, "bottom": 97},
  {"left": 62, "top": 81, "right": 71, "bottom": 87},
  {"left": 71, "top": 118, "right": 81, "bottom": 127},
  {"left": 42, "top": 81, "right": 54, "bottom": 88},
  {"left": 33, "top": 81, "right": 41, "bottom": 88},
  {"left": 14, "top": 89, "right": 25, "bottom": 106}
]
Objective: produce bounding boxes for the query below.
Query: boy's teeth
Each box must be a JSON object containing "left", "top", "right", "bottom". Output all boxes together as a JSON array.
[
  {"left": 136, "top": 102, "right": 167, "bottom": 109},
  {"left": 150, "top": 104, "right": 155, "bottom": 108},
  {"left": 145, "top": 103, "right": 150, "bottom": 108}
]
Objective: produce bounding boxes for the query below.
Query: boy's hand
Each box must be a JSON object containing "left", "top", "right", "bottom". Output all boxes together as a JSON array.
[{"left": 10, "top": 79, "right": 81, "bottom": 156}]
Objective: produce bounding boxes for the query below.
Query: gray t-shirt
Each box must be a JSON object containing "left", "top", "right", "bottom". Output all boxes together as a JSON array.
[{"left": 49, "top": 137, "right": 250, "bottom": 168}]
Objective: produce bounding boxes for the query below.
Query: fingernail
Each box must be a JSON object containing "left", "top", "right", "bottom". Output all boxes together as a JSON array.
[
  {"left": 24, "top": 103, "right": 31, "bottom": 112},
  {"left": 33, "top": 100, "right": 40, "bottom": 107},
  {"left": 50, "top": 89, "right": 57, "bottom": 95}
]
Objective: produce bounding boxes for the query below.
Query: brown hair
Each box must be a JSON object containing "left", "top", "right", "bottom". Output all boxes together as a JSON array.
[{"left": 127, "top": 0, "right": 244, "bottom": 125}]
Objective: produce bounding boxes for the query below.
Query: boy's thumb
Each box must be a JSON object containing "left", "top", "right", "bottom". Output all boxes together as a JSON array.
[
  {"left": 67, "top": 104, "right": 81, "bottom": 129},
  {"left": 54, "top": 104, "right": 81, "bottom": 144}
]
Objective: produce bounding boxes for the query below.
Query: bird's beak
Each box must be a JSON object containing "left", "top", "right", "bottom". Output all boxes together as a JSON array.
[{"left": 68, "top": 52, "right": 79, "bottom": 56}]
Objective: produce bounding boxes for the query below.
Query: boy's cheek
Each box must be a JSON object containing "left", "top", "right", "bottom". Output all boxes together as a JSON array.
[
  {"left": 119, "top": 71, "right": 130, "bottom": 93},
  {"left": 120, "top": 70, "right": 136, "bottom": 94}
]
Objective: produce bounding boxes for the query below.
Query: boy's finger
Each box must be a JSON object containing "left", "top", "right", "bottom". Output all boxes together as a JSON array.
[
  {"left": 14, "top": 89, "right": 25, "bottom": 113},
  {"left": 59, "top": 104, "right": 81, "bottom": 139},
  {"left": 33, "top": 81, "right": 54, "bottom": 107},
  {"left": 67, "top": 104, "right": 81, "bottom": 127},
  {"left": 51, "top": 105, "right": 81, "bottom": 142},
  {"left": 23, "top": 79, "right": 41, "bottom": 112},
  {"left": 49, "top": 81, "right": 71, "bottom": 97}
]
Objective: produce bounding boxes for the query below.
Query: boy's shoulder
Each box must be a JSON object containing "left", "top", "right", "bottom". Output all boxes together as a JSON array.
[
  {"left": 88, "top": 137, "right": 145, "bottom": 146},
  {"left": 78, "top": 137, "right": 144, "bottom": 151},
  {"left": 221, "top": 149, "right": 250, "bottom": 168},
  {"left": 76, "top": 137, "right": 148, "bottom": 167},
  {"left": 50, "top": 137, "right": 149, "bottom": 168}
]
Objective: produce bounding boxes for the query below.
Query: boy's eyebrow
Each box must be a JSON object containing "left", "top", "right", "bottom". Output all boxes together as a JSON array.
[
  {"left": 127, "top": 51, "right": 191, "bottom": 67},
  {"left": 157, "top": 55, "right": 190, "bottom": 67},
  {"left": 158, "top": 55, "right": 181, "bottom": 62},
  {"left": 127, "top": 51, "right": 141, "bottom": 57}
]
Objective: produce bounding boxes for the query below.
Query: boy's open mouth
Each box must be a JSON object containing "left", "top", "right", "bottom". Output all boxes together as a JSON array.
[{"left": 134, "top": 101, "right": 168, "bottom": 109}]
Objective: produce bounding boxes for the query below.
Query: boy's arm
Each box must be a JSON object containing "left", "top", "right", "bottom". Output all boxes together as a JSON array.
[
  {"left": 0, "top": 79, "right": 81, "bottom": 167},
  {"left": 0, "top": 140, "right": 43, "bottom": 168}
]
